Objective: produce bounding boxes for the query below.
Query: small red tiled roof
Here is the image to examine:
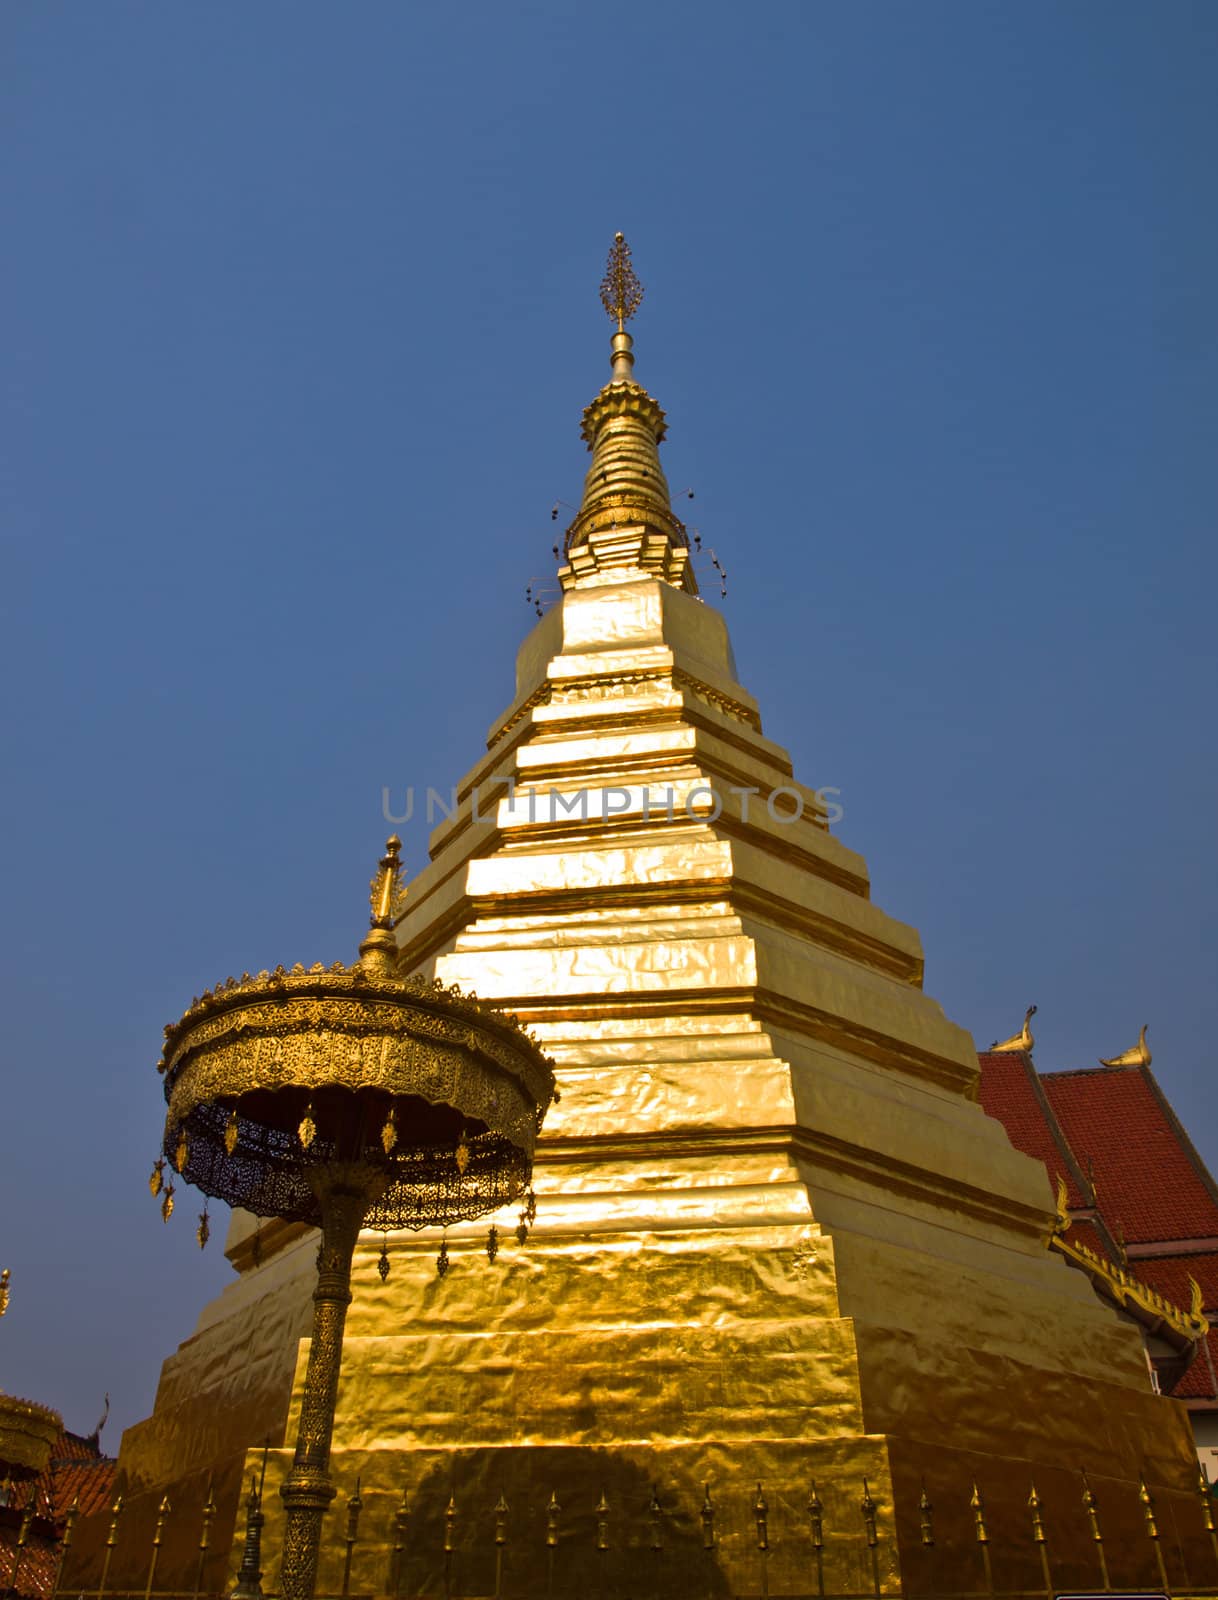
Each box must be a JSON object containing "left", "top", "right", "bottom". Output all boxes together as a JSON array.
[
  {"left": 977, "top": 1050, "right": 1088, "bottom": 1208},
  {"left": 0, "top": 1424, "right": 117, "bottom": 1598},
  {"left": 1042, "top": 1066, "right": 1218, "bottom": 1245}
]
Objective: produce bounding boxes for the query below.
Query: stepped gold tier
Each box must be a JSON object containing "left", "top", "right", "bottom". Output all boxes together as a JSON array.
[{"left": 86, "top": 258, "right": 1206, "bottom": 1595}]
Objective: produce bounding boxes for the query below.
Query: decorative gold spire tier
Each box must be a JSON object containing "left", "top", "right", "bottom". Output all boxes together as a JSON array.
[{"left": 560, "top": 234, "right": 696, "bottom": 593}]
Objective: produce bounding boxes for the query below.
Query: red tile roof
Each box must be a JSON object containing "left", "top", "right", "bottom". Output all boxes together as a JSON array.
[
  {"left": 1042, "top": 1066, "right": 1218, "bottom": 1245},
  {"left": 980, "top": 1047, "right": 1218, "bottom": 1407},
  {"left": 0, "top": 1426, "right": 116, "bottom": 1598},
  {"left": 977, "top": 1050, "right": 1087, "bottom": 1207}
]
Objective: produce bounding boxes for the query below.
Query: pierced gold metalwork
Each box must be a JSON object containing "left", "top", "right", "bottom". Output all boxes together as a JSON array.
[{"left": 599, "top": 232, "right": 644, "bottom": 330}]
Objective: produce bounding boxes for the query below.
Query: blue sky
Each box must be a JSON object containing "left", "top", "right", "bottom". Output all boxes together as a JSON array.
[{"left": 2, "top": 1, "right": 1215, "bottom": 1442}]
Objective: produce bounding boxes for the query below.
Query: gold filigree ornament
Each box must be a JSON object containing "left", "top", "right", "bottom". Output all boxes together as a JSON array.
[
  {"left": 486, "top": 1224, "right": 499, "bottom": 1263},
  {"left": 196, "top": 1204, "right": 210, "bottom": 1251},
  {"left": 436, "top": 1234, "right": 449, "bottom": 1277},
  {"left": 149, "top": 1157, "right": 165, "bottom": 1198},
  {"left": 455, "top": 1134, "right": 470, "bottom": 1175},
  {"left": 298, "top": 1103, "right": 317, "bottom": 1151},
  {"left": 161, "top": 1184, "right": 175, "bottom": 1224},
  {"left": 380, "top": 1114, "right": 397, "bottom": 1156},
  {"left": 377, "top": 1238, "right": 390, "bottom": 1283},
  {"left": 224, "top": 1108, "right": 239, "bottom": 1156},
  {"left": 515, "top": 1213, "right": 529, "bottom": 1246},
  {"left": 599, "top": 232, "right": 644, "bottom": 330}
]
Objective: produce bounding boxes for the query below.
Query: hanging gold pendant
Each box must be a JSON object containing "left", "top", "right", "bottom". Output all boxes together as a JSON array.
[
  {"left": 298, "top": 1103, "right": 317, "bottom": 1150},
  {"left": 515, "top": 1215, "right": 529, "bottom": 1246},
  {"left": 161, "top": 1185, "right": 175, "bottom": 1224},
  {"left": 149, "top": 1158, "right": 165, "bottom": 1198},
  {"left": 455, "top": 1136, "right": 470, "bottom": 1175},
  {"left": 436, "top": 1235, "right": 449, "bottom": 1277},
  {"left": 197, "top": 1206, "right": 210, "bottom": 1250},
  {"left": 377, "top": 1239, "right": 390, "bottom": 1282},
  {"left": 486, "top": 1225, "right": 499, "bottom": 1263},
  {"left": 224, "top": 1109, "right": 239, "bottom": 1156},
  {"left": 525, "top": 1188, "right": 537, "bottom": 1225},
  {"left": 380, "top": 1115, "right": 397, "bottom": 1156}
]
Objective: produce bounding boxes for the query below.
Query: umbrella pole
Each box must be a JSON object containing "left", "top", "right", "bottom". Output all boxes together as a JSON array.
[{"left": 279, "top": 1173, "right": 370, "bottom": 1600}]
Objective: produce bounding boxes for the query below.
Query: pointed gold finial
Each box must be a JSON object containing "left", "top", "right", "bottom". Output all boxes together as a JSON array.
[
  {"left": 991, "top": 1004, "right": 1037, "bottom": 1054},
  {"left": 1099, "top": 1024, "right": 1151, "bottom": 1068},
  {"left": 370, "top": 835, "right": 407, "bottom": 928},
  {"left": 360, "top": 835, "right": 406, "bottom": 977},
  {"left": 600, "top": 232, "right": 644, "bottom": 332}
]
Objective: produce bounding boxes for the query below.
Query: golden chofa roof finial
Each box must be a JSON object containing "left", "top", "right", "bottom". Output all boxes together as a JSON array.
[
  {"left": 359, "top": 835, "right": 407, "bottom": 977},
  {"left": 990, "top": 1005, "right": 1037, "bottom": 1055},
  {"left": 1099, "top": 1024, "right": 1151, "bottom": 1069}
]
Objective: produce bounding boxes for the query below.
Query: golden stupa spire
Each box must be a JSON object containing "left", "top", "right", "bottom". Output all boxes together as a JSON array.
[{"left": 558, "top": 232, "right": 696, "bottom": 593}]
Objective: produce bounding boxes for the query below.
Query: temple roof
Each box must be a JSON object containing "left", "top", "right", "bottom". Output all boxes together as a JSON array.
[
  {"left": 978, "top": 1046, "right": 1218, "bottom": 1406},
  {"left": 1042, "top": 1065, "right": 1218, "bottom": 1244},
  {"left": 0, "top": 1425, "right": 117, "bottom": 1598}
]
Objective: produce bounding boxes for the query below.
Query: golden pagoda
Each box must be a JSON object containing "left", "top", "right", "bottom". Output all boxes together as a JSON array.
[{"left": 87, "top": 236, "right": 1209, "bottom": 1597}]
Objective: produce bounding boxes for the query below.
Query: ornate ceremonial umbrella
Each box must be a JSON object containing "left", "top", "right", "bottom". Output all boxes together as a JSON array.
[{"left": 152, "top": 838, "right": 556, "bottom": 1600}]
